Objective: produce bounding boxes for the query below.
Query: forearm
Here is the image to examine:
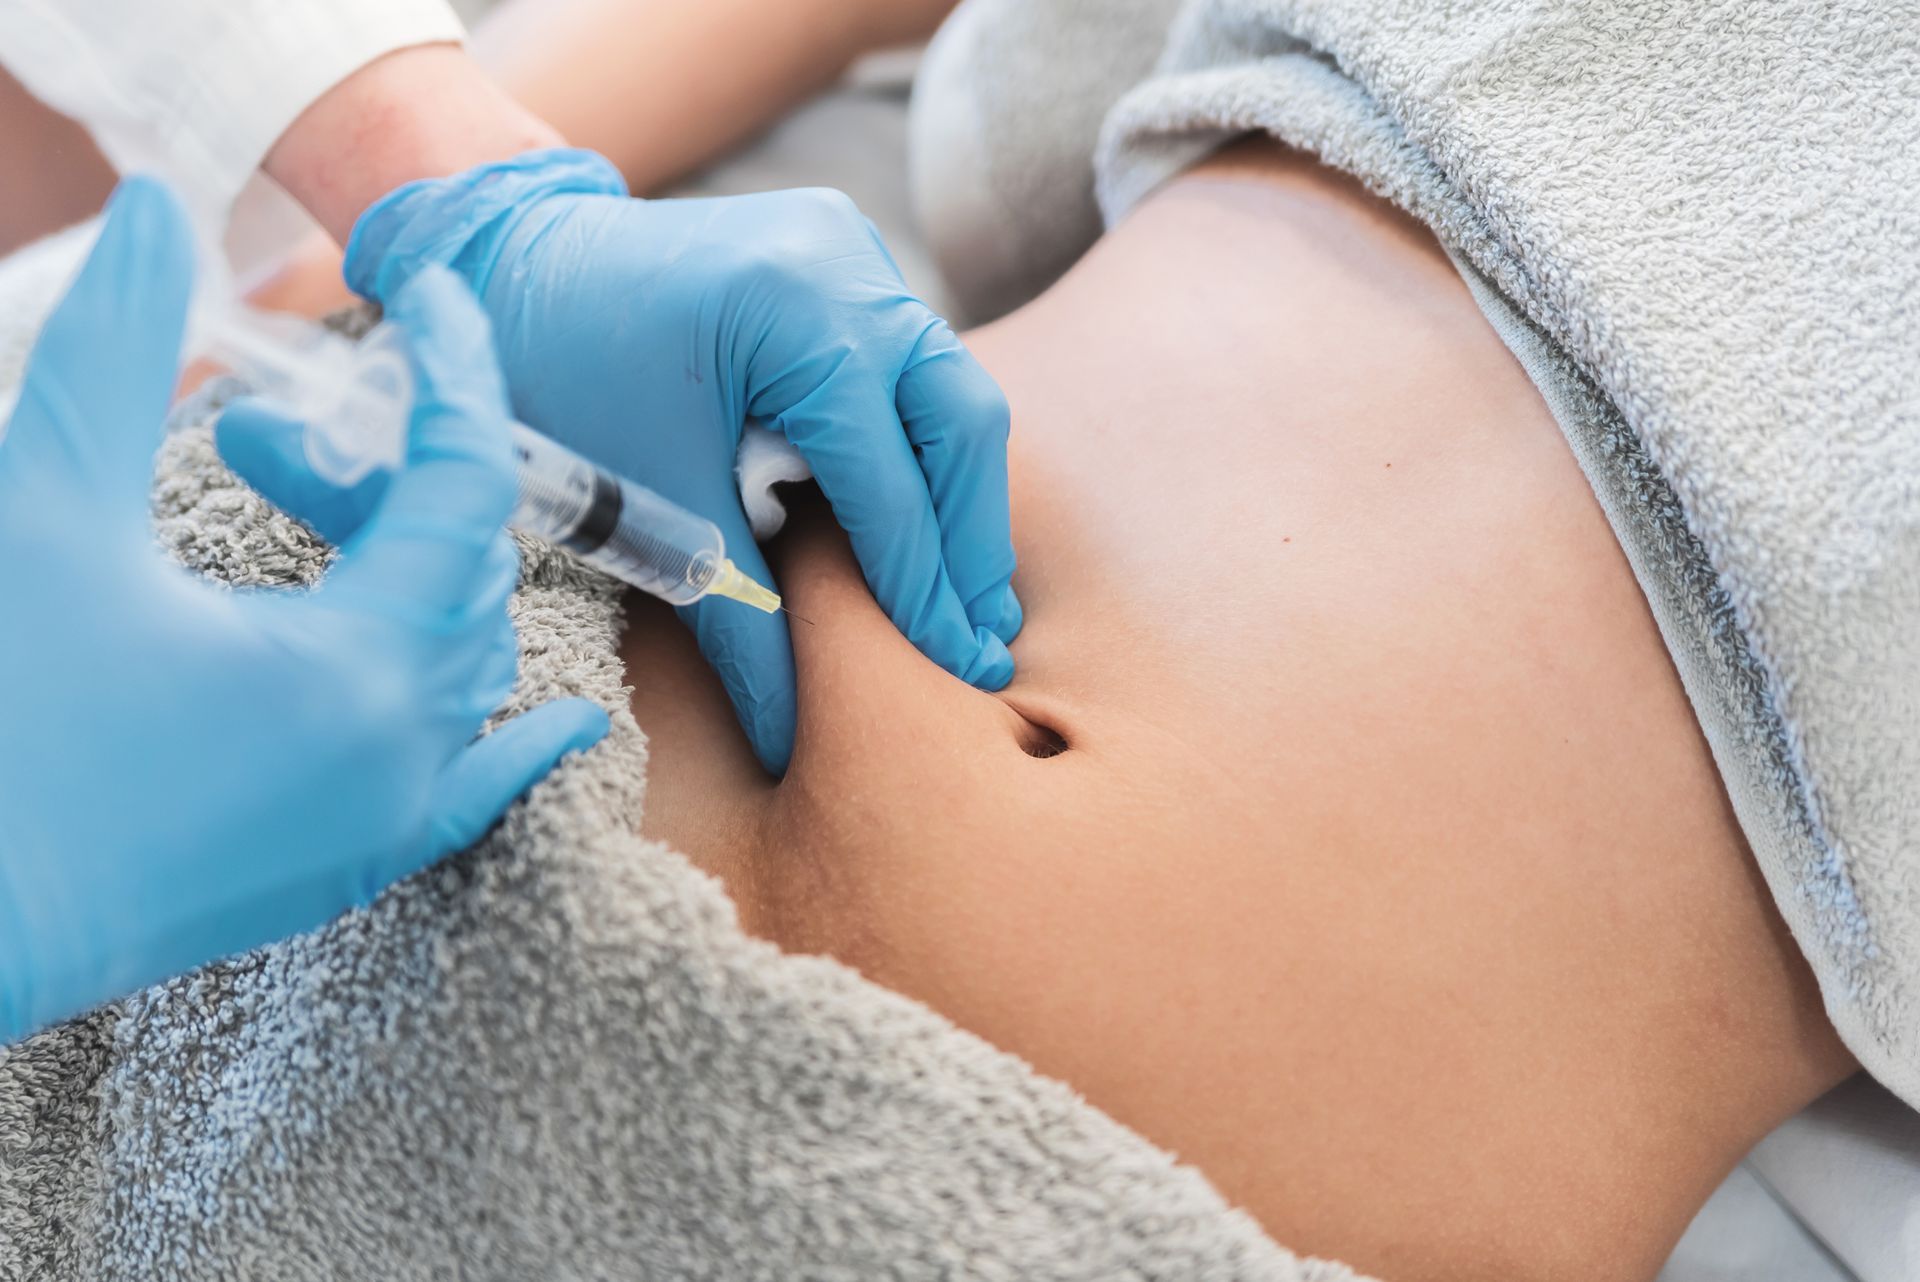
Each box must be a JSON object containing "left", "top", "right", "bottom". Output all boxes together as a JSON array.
[
  {"left": 238, "top": 0, "right": 960, "bottom": 318},
  {"left": 246, "top": 0, "right": 963, "bottom": 314},
  {"left": 265, "top": 43, "right": 561, "bottom": 244},
  {"left": 0, "top": 69, "right": 114, "bottom": 257},
  {"left": 470, "top": 0, "right": 960, "bottom": 194}
]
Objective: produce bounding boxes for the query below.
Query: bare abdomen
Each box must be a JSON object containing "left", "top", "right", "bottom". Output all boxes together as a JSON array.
[{"left": 626, "top": 142, "right": 1854, "bottom": 1282}]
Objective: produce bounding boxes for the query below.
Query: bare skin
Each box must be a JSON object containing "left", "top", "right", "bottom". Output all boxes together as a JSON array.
[
  {"left": 622, "top": 142, "right": 1857, "bottom": 1282},
  {"left": 471, "top": 0, "right": 956, "bottom": 195},
  {"left": 239, "top": 0, "right": 965, "bottom": 317},
  {"left": 263, "top": 42, "right": 559, "bottom": 244},
  {"left": 0, "top": 68, "right": 113, "bottom": 257}
]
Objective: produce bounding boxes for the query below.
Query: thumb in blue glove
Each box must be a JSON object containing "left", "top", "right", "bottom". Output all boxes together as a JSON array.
[{"left": 0, "top": 179, "right": 607, "bottom": 1045}]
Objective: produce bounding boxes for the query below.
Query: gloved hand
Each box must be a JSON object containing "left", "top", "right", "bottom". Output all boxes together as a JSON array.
[
  {"left": 0, "top": 179, "right": 608, "bottom": 1045},
  {"left": 340, "top": 149, "right": 1021, "bottom": 773}
]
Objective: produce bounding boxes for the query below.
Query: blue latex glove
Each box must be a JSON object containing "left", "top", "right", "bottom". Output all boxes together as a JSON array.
[
  {"left": 0, "top": 179, "right": 608, "bottom": 1045},
  {"left": 340, "top": 149, "right": 1021, "bottom": 773}
]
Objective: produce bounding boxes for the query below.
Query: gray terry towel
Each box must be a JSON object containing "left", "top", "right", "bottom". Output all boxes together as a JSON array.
[
  {"left": 917, "top": 0, "right": 1920, "bottom": 1105},
  {"left": 0, "top": 229, "right": 1366, "bottom": 1280},
  {"left": 909, "top": 0, "right": 1188, "bottom": 323}
]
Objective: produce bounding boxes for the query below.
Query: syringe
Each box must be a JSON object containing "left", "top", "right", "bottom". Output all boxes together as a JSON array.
[
  {"left": 201, "top": 312, "right": 781, "bottom": 614},
  {"left": 505, "top": 420, "right": 779, "bottom": 610}
]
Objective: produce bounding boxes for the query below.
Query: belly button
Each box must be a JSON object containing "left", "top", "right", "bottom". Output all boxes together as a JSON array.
[
  {"left": 996, "top": 689, "right": 1077, "bottom": 760},
  {"left": 1022, "top": 724, "right": 1069, "bottom": 760}
]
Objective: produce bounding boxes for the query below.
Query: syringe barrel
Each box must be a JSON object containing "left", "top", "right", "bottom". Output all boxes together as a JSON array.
[
  {"left": 508, "top": 425, "right": 725, "bottom": 606},
  {"left": 209, "top": 313, "right": 741, "bottom": 607}
]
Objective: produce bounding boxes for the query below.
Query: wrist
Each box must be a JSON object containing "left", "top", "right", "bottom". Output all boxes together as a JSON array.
[
  {"left": 343, "top": 148, "right": 625, "bottom": 304},
  {"left": 266, "top": 44, "right": 564, "bottom": 245}
]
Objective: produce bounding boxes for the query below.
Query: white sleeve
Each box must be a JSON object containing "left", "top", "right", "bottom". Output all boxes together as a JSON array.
[{"left": 0, "top": 0, "right": 466, "bottom": 235}]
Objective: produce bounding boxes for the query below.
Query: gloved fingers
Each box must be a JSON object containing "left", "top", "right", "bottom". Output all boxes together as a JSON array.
[
  {"left": 326, "top": 267, "right": 521, "bottom": 619},
  {"left": 216, "top": 398, "right": 389, "bottom": 545},
  {"left": 380, "top": 265, "right": 517, "bottom": 476},
  {"left": 860, "top": 212, "right": 907, "bottom": 279},
  {"left": 473, "top": 532, "right": 525, "bottom": 627},
  {"left": 676, "top": 504, "right": 798, "bottom": 775},
  {"left": 469, "top": 598, "right": 524, "bottom": 720},
  {"left": 414, "top": 698, "right": 611, "bottom": 871},
  {"left": 778, "top": 382, "right": 1013, "bottom": 694},
  {"left": 0, "top": 177, "right": 194, "bottom": 511},
  {"left": 894, "top": 319, "right": 1023, "bottom": 644}
]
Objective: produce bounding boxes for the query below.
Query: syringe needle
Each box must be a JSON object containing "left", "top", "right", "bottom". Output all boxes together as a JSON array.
[{"left": 781, "top": 606, "right": 816, "bottom": 627}]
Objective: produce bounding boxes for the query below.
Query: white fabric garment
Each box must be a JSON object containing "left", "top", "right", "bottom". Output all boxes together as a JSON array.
[
  {"left": 0, "top": 0, "right": 465, "bottom": 239},
  {"left": 735, "top": 426, "right": 812, "bottom": 540}
]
